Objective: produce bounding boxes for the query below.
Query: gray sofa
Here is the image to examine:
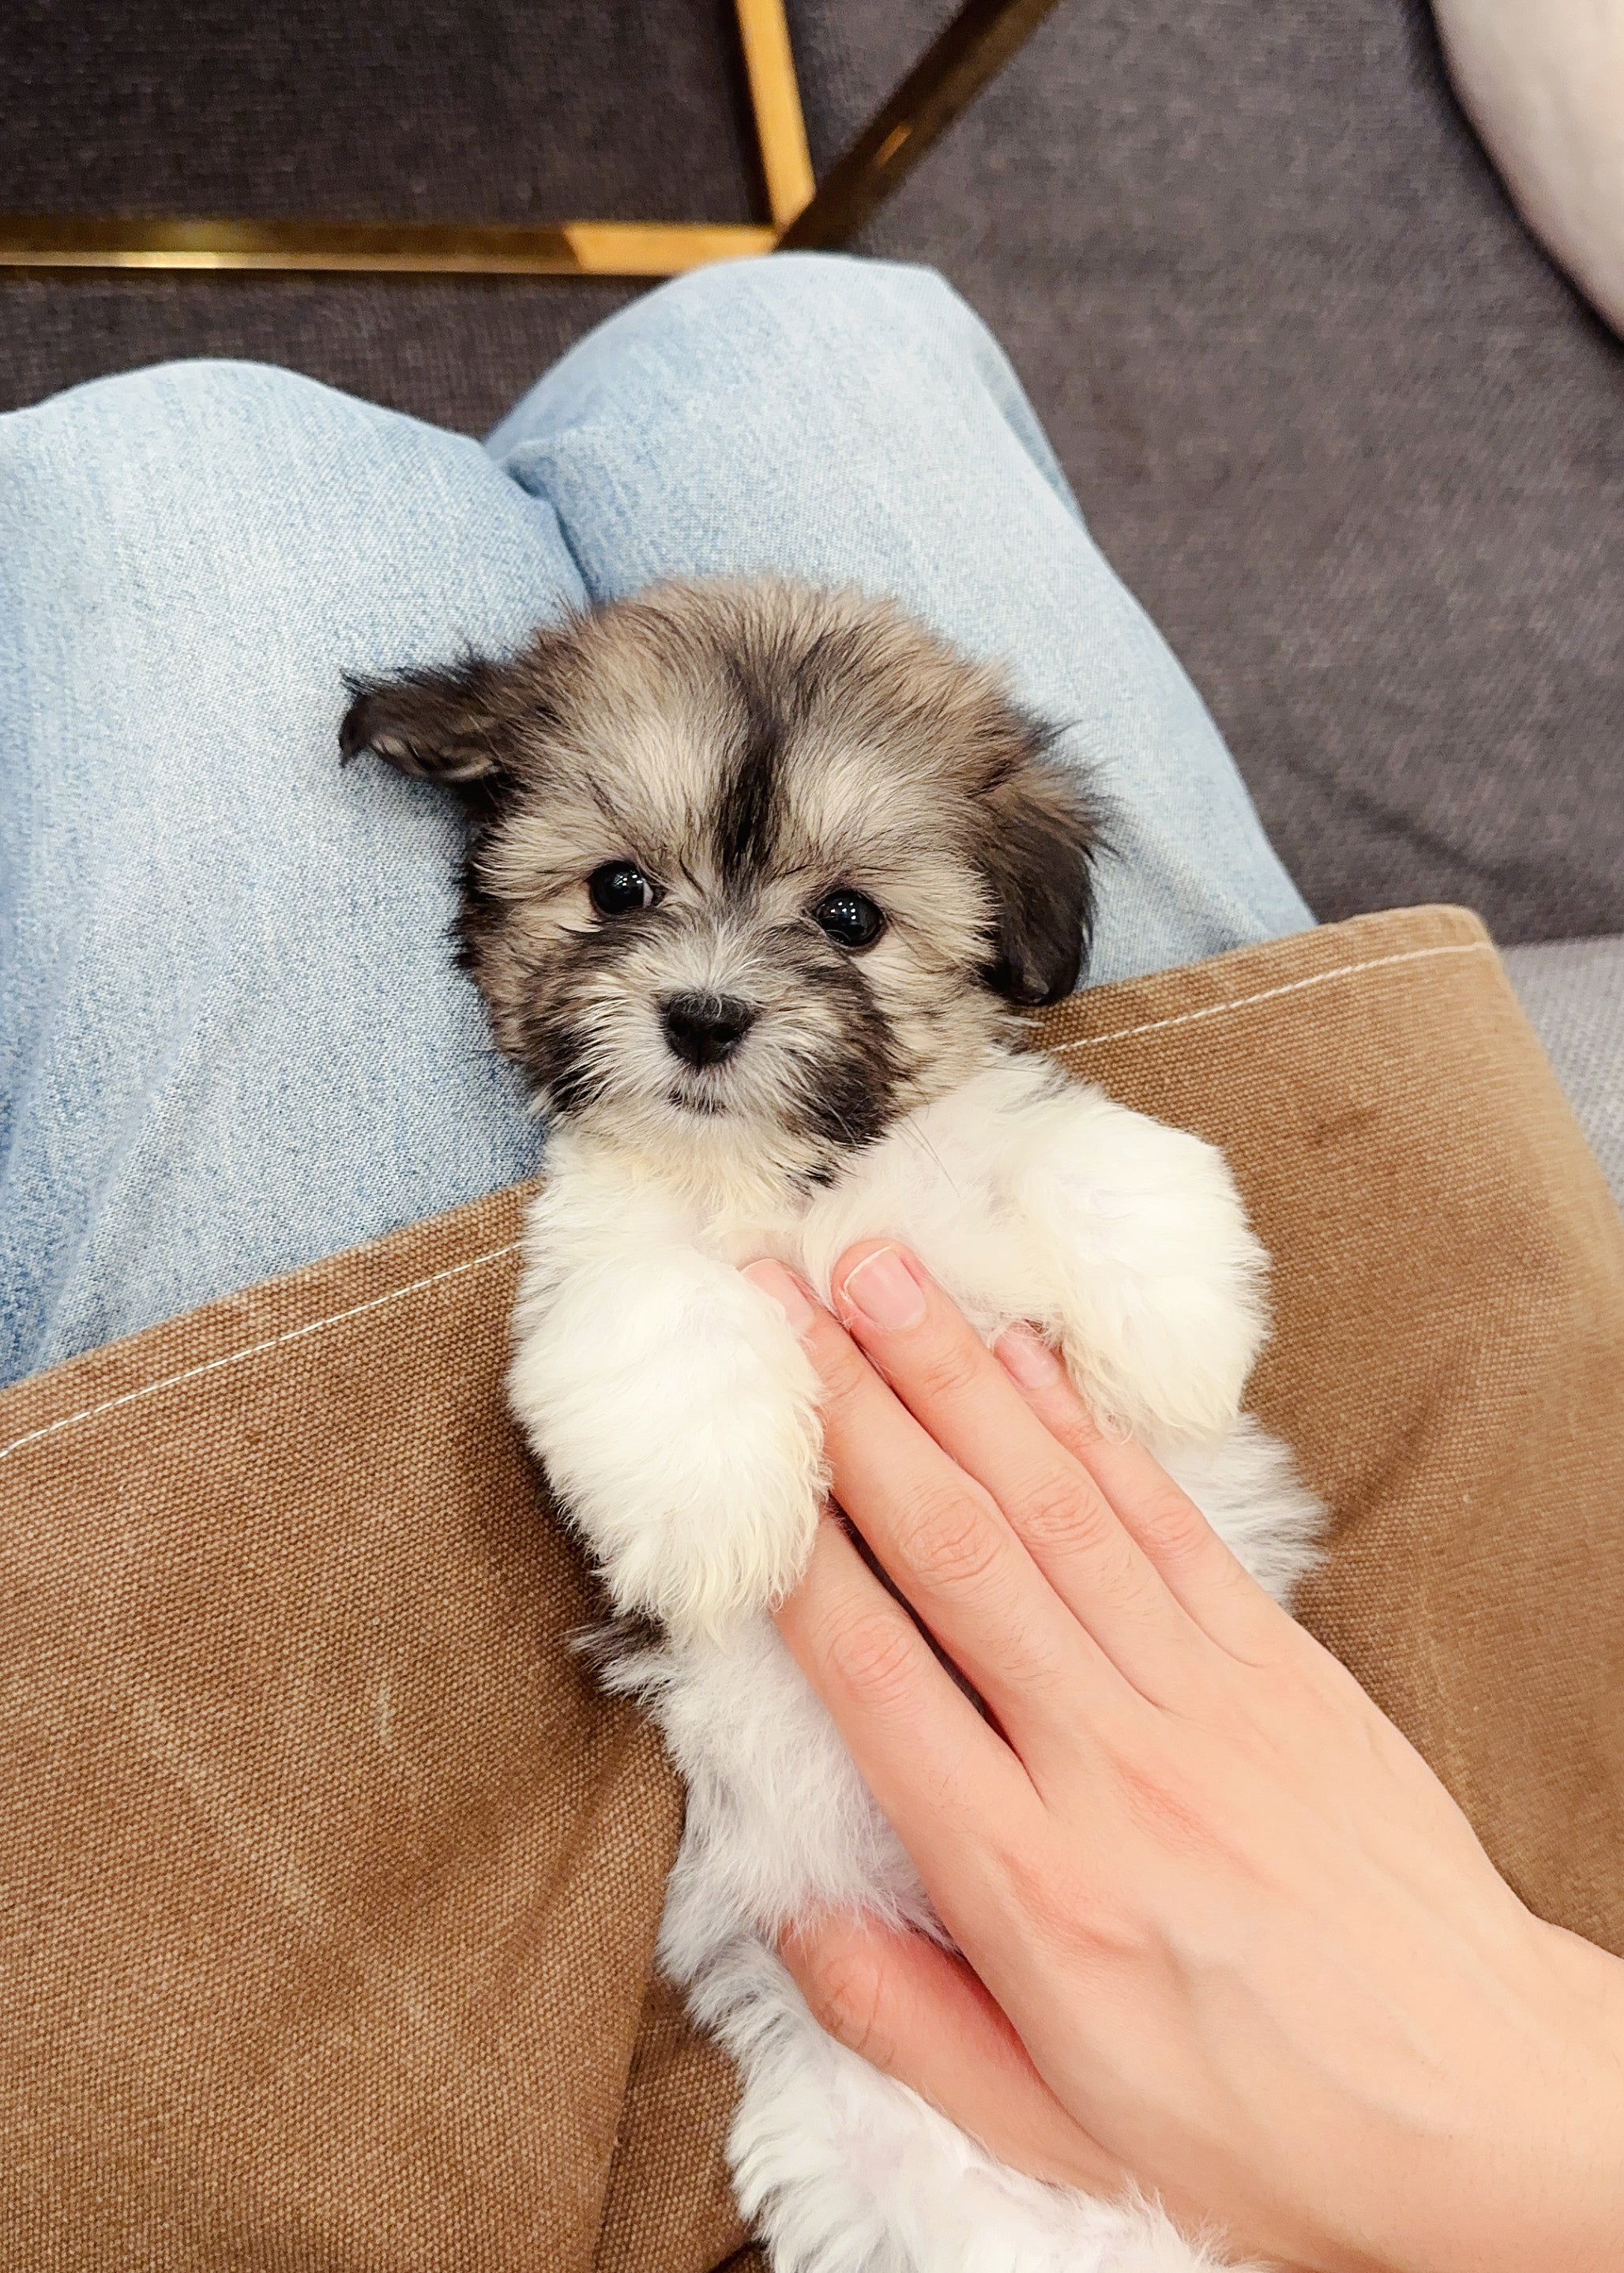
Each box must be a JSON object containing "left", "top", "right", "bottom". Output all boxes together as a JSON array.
[{"left": 5, "top": 0, "right": 1618, "bottom": 1195}]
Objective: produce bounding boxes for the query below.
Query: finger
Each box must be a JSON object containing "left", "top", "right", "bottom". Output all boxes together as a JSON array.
[
  {"left": 829, "top": 1242, "right": 1210, "bottom": 1700},
  {"left": 993, "top": 1321, "right": 1293, "bottom": 1663},
  {"left": 748, "top": 1259, "right": 1137, "bottom": 1752},
  {"left": 774, "top": 1505, "right": 1047, "bottom": 1908},
  {"left": 780, "top": 1912, "right": 1126, "bottom": 2197}
]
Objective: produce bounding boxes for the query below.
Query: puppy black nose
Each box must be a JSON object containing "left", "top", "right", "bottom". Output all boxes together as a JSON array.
[{"left": 660, "top": 992, "right": 756, "bottom": 1069}]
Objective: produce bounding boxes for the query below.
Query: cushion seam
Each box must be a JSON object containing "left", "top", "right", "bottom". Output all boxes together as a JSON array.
[
  {"left": 0, "top": 941, "right": 1499, "bottom": 1469},
  {"left": 0, "top": 1242, "right": 524, "bottom": 1467},
  {"left": 1047, "top": 939, "right": 1495, "bottom": 1054}
]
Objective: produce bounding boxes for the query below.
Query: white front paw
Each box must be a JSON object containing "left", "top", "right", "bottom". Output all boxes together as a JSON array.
[
  {"left": 509, "top": 1249, "right": 825, "bottom": 1639},
  {"left": 1007, "top": 1088, "right": 1270, "bottom": 1447}
]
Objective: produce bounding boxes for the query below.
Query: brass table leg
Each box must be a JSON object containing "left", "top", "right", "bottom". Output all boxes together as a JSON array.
[{"left": 0, "top": 0, "right": 1063, "bottom": 280}]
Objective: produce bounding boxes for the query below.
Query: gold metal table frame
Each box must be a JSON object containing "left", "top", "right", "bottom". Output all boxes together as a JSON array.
[{"left": 0, "top": 0, "right": 1062, "bottom": 280}]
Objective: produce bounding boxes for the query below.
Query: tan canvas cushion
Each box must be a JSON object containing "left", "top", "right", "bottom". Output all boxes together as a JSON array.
[{"left": 2, "top": 903, "right": 1620, "bottom": 2271}]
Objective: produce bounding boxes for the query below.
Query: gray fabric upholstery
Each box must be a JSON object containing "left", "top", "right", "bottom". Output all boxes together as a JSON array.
[
  {"left": 2, "top": 0, "right": 1620, "bottom": 946},
  {"left": 804, "top": 0, "right": 1624, "bottom": 948},
  {"left": 1, "top": 0, "right": 759, "bottom": 224},
  {"left": 1504, "top": 937, "right": 1624, "bottom": 1211},
  {"left": 0, "top": 274, "right": 642, "bottom": 436}
]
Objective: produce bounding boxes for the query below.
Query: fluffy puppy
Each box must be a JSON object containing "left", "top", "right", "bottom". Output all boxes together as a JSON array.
[{"left": 344, "top": 577, "right": 1321, "bottom": 2273}]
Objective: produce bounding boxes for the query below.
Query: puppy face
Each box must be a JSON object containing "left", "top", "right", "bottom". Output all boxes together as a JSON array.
[{"left": 343, "top": 579, "right": 1096, "bottom": 1192}]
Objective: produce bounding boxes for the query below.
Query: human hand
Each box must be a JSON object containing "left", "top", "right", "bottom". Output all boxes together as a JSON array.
[{"left": 742, "top": 1243, "right": 1624, "bottom": 2273}]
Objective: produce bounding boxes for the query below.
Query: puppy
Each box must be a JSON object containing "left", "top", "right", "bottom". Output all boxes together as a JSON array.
[{"left": 343, "top": 577, "right": 1321, "bottom": 2273}]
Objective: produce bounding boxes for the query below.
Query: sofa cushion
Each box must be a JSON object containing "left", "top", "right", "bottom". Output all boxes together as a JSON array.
[
  {"left": 1504, "top": 934, "right": 1624, "bottom": 1207},
  {"left": 2, "top": 905, "right": 1620, "bottom": 2271},
  {"left": 795, "top": 0, "right": 1624, "bottom": 948}
]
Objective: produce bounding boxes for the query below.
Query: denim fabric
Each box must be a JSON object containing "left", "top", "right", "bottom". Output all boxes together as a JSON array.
[{"left": 0, "top": 254, "right": 1311, "bottom": 1382}]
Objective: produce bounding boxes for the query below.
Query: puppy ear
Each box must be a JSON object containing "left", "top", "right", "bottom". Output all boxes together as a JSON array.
[
  {"left": 978, "top": 744, "right": 1100, "bottom": 1006},
  {"left": 339, "top": 652, "right": 532, "bottom": 789}
]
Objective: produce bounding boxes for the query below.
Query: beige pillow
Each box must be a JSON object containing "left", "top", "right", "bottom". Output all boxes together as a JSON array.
[{"left": 1434, "top": 0, "right": 1624, "bottom": 332}]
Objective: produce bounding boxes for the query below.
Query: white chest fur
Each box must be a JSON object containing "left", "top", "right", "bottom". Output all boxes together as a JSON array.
[{"left": 506, "top": 1045, "right": 1319, "bottom": 2273}]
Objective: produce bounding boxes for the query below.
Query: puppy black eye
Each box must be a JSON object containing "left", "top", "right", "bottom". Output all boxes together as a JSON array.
[
  {"left": 588, "top": 861, "right": 658, "bottom": 916},
  {"left": 813, "top": 889, "right": 885, "bottom": 951}
]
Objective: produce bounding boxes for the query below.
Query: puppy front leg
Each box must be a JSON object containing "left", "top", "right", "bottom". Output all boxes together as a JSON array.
[
  {"left": 1003, "top": 1080, "right": 1272, "bottom": 1448},
  {"left": 509, "top": 1223, "right": 825, "bottom": 1638}
]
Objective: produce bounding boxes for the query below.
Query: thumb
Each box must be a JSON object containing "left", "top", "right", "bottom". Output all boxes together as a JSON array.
[{"left": 780, "top": 1912, "right": 1125, "bottom": 2198}]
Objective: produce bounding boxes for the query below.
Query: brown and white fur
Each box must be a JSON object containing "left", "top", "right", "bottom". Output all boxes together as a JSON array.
[{"left": 344, "top": 577, "right": 1321, "bottom": 2273}]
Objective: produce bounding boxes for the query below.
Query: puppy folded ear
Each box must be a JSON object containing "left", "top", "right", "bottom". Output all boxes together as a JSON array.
[
  {"left": 978, "top": 742, "right": 1100, "bottom": 1006},
  {"left": 339, "top": 653, "right": 529, "bottom": 788}
]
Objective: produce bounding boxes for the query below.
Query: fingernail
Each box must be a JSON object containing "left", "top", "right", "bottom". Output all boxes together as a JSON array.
[
  {"left": 994, "top": 1324, "right": 1063, "bottom": 1388},
  {"left": 840, "top": 1245, "right": 927, "bottom": 1332},
  {"left": 742, "top": 1257, "right": 817, "bottom": 1336}
]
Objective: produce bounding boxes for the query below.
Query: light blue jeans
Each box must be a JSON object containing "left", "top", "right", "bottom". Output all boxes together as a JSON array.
[{"left": 0, "top": 255, "right": 1311, "bottom": 1385}]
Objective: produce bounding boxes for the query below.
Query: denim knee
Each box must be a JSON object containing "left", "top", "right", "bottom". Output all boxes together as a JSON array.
[
  {"left": 1, "top": 353, "right": 582, "bottom": 926},
  {"left": 656, "top": 251, "right": 983, "bottom": 370},
  {"left": 2, "top": 358, "right": 377, "bottom": 516},
  {"left": 0, "top": 363, "right": 415, "bottom": 685},
  {"left": 3, "top": 353, "right": 578, "bottom": 715},
  {"left": 484, "top": 251, "right": 1025, "bottom": 475}
]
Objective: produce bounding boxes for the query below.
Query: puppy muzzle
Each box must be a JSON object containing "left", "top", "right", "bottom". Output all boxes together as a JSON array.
[{"left": 660, "top": 992, "right": 757, "bottom": 1070}]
